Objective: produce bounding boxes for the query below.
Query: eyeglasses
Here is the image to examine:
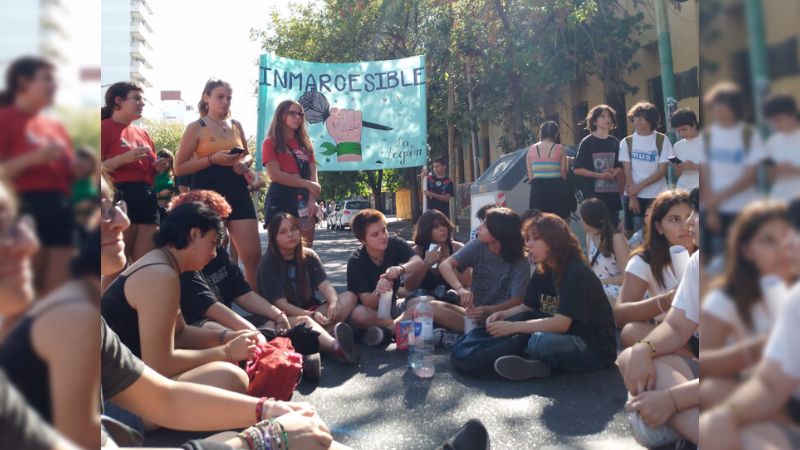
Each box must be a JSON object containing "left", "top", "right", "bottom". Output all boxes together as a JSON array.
[
  {"left": 0, "top": 214, "right": 35, "bottom": 243},
  {"left": 101, "top": 199, "right": 128, "bottom": 223},
  {"left": 287, "top": 111, "right": 304, "bottom": 118}
]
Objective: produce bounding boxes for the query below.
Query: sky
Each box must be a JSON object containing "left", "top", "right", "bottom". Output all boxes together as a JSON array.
[{"left": 148, "top": 0, "right": 309, "bottom": 137}]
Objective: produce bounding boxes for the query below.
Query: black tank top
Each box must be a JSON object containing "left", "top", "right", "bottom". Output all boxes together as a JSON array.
[
  {"left": 100, "top": 262, "right": 172, "bottom": 358},
  {"left": 0, "top": 297, "right": 87, "bottom": 422},
  {"left": 419, "top": 242, "right": 455, "bottom": 291}
]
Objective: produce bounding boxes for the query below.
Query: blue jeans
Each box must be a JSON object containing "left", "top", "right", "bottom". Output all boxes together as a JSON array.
[{"left": 525, "top": 332, "right": 606, "bottom": 372}]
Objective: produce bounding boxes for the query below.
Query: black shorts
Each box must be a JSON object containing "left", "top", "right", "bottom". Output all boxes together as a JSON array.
[
  {"left": 191, "top": 165, "right": 257, "bottom": 221},
  {"left": 18, "top": 191, "right": 76, "bottom": 247},
  {"left": 623, "top": 195, "right": 656, "bottom": 233},
  {"left": 114, "top": 182, "right": 159, "bottom": 225},
  {"left": 529, "top": 178, "right": 571, "bottom": 219}
]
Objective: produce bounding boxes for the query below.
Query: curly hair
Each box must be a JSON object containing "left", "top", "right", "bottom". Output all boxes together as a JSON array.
[
  {"left": 168, "top": 189, "right": 232, "bottom": 219},
  {"left": 526, "top": 213, "right": 585, "bottom": 282}
]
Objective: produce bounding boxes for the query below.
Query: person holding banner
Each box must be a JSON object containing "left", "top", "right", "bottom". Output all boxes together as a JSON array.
[
  {"left": 174, "top": 79, "right": 261, "bottom": 289},
  {"left": 262, "top": 100, "right": 321, "bottom": 246}
]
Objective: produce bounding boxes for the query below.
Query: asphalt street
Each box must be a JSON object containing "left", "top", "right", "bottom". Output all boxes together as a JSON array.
[{"left": 146, "top": 220, "right": 642, "bottom": 449}]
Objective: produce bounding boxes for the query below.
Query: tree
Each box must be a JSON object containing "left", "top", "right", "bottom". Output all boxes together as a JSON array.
[
  {"left": 142, "top": 119, "right": 185, "bottom": 153},
  {"left": 59, "top": 107, "right": 100, "bottom": 151}
]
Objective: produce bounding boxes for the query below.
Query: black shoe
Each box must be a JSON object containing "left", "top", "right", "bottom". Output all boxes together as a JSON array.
[
  {"left": 333, "top": 322, "right": 360, "bottom": 364},
  {"left": 363, "top": 326, "right": 386, "bottom": 347},
  {"left": 439, "top": 418, "right": 490, "bottom": 450},
  {"left": 302, "top": 353, "right": 321, "bottom": 383},
  {"left": 493, "top": 355, "right": 551, "bottom": 380}
]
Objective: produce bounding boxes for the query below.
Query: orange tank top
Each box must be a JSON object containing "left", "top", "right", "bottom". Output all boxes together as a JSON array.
[{"left": 194, "top": 117, "right": 244, "bottom": 158}]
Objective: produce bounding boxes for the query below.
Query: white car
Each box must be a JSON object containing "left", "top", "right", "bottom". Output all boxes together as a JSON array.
[{"left": 329, "top": 200, "right": 370, "bottom": 230}]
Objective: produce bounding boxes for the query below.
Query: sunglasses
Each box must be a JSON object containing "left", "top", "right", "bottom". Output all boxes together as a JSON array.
[
  {"left": 287, "top": 110, "right": 304, "bottom": 118},
  {"left": 101, "top": 199, "right": 128, "bottom": 223}
]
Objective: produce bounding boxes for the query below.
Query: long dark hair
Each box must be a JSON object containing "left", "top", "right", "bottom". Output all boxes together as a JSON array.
[
  {"left": 0, "top": 56, "right": 55, "bottom": 106},
  {"left": 484, "top": 208, "right": 524, "bottom": 263},
  {"left": 267, "top": 212, "right": 311, "bottom": 305},
  {"left": 630, "top": 190, "right": 692, "bottom": 289},
  {"left": 526, "top": 213, "right": 585, "bottom": 283},
  {"left": 579, "top": 198, "right": 615, "bottom": 257},
  {"left": 723, "top": 201, "right": 789, "bottom": 329},
  {"left": 267, "top": 100, "right": 314, "bottom": 155},
  {"left": 584, "top": 104, "right": 617, "bottom": 132},
  {"left": 414, "top": 209, "right": 454, "bottom": 251},
  {"left": 102, "top": 82, "right": 143, "bottom": 120}
]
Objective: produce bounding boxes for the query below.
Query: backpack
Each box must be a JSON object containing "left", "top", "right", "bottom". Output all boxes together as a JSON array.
[
  {"left": 245, "top": 337, "right": 303, "bottom": 401},
  {"left": 701, "top": 124, "right": 753, "bottom": 156},
  {"left": 624, "top": 132, "right": 667, "bottom": 160}
]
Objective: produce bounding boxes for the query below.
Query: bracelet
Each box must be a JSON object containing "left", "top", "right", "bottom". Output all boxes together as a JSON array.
[
  {"left": 218, "top": 329, "right": 228, "bottom": 345},
  {"left": 637, "top": 339, "right": 656, "bottom": 357},
  {"left": 656, "top": 295, "right": 666, "bottom": 314},
  {"left": 399, "top": 265, "right": 406, "bottom": 274},
  {"left": 224, "top": 343, "right": 233, "bottom": 362},
  {"left": 207, "top": 154, "right": 214, "bottom": 166},
  {"left": 256, "top": 396, "right": 268, "bottom": 422},
  {"left": 275, "top": 420, "right": 289, "bottom": 450},
  {"left": 667, "top": 388, "right": 679, "bottom": 414}
]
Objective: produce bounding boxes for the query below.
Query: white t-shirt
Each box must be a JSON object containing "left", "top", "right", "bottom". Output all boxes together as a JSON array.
[
  {"left": 625, "top": 254, "right": 681, "bottom": 321},
  {"left": 671, "top": 135, "right": 704, "bottom": 191},
  {"left": 707, "top": 123, "right": 766, "bottom": 213},
  {"left": 765, "top": 282, "right": 800, "bottom": 380},
  {"left": 702, "top": 288, "right": 774, "bottom": 342},
  {"left": 671, "top": 251, "right": 700, "bottom": 336},
  {"left": 618, "top": 132, "right": 672, "bottom": 199},
  {"left": 765, "top": 128, "right": 800, "bottom": 203}
]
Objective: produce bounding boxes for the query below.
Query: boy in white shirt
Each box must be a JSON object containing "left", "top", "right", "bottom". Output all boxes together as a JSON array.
[
  {"left": 669, "top": 108, "right": 703, "bottom": 191},
  {"left": 700, "top": 82, "right": 766, "bottom": 258},
  {"left": 619, "top": 101, "right": 672, "bottom": 238},
  {"left": 764, "top": 93, "right": 800, "bottom": 204}
]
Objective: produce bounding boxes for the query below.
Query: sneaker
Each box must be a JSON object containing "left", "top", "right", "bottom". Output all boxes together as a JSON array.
[
  {"left": 493, "top": 355, "right": 551, "bottom": 380},
  {"left": 333, "top": 322, "right": 360, "bottom": 364},
  {"left": 439, "top": 418, "right": 490, "bottom": 450},
  {"left": 362, "top": 326, "right": 385, "bottom": 347},
  {"left": 302, "top": 353, "right": 321, "bottom": 383},
  {"left": 628, "top": 410, "right": 681, "bottom": 448},
  {"left": 433, "top": 328, "right": 461, "bottom": 348}
]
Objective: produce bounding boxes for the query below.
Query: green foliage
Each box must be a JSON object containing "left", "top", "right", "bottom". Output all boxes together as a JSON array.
[
  {"left": 58, "top": 107, "right": 100, "bottom": 151},
  {"left": 141, "top": 119, "right": 186, "bottom": 153}
]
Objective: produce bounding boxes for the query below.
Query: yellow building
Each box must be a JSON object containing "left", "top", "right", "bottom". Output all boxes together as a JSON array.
[{"left": 475, "top": 0, "right": 701, "bottom": 171}]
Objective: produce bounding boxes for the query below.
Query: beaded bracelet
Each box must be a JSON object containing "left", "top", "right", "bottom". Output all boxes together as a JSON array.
[
  {"left": 276, "top": 420, "right": 289, "bottom": 450},
  {"left": 218, "top": 329, "right": 228, "bottom": 345},
  {"left": 637, "top": 339, "right": 657, "bottom": 357}
]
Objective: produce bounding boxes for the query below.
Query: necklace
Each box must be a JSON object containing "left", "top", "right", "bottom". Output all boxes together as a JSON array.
[
  {"left": 205, "top": 115, "right": 228, "bottom": 132},
  {"left": 160, "top": 247, "right": 181, "bottom": 273}
]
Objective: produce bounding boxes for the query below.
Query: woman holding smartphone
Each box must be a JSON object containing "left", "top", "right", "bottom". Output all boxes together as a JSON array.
[{"left": 174, "top": 78, "right": 261, "bottom": 289}]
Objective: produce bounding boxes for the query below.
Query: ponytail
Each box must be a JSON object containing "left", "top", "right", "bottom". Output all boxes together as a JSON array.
[
  {"left": 102, "top": 82, "right": 143, "bottom": 120},
  {"left": 598, "top": 218, "right": 615, "bottom": 257},
  {"left": 1, "top": 56, "right": 54, "bottom": 107}
]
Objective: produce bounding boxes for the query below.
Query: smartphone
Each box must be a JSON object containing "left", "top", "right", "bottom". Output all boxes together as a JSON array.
[
  {"left": 428, "top": 244, "right": 441, "bottom": 269},
  {"left": 668, "top": 156, "right": 682, "bottom": 164},
  {"left": 228, "top": 147, "right": 246, "bottom": 155}
]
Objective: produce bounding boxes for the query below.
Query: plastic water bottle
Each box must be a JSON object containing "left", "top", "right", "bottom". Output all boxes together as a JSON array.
[
  {"left": 377, "top": 291, "right": 393, "bottom": 319},
  {"left": 410, "top": 296, "right": 435, "bottom": 378}
]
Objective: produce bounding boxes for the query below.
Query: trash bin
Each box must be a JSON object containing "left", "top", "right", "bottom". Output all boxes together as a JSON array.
[{"left": 469, "top": 148, "right": 529, "bottom": 230}]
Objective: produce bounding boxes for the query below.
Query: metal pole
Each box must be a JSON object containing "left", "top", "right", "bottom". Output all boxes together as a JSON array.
[
  {"left": 745, "top": 0, "right": 770, "bottom": 194},
  {"left": 654, "top": 0, "right": 678, "bottom": 145}
]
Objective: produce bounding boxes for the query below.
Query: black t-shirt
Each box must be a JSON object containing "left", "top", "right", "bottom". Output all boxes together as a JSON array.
[
  {"left": 257, "top": 249, "right": 327, "bottom": 309},
  {"left": 347, "top": 236, "right": 416, "bottom": 294},
  {"left": 425, "top": 174, "right": 454, "bottom": 218},
  {"left": 574, "top": 134, "right": 622, "bottom": 212},
  {"left": 179, "top": 246, "right": 252, "bottom": 324},
  {"left": 523, "top": 260, "right": 617, "bottom": 365},
  {"left": 0, "top": 369, "right": 57, "bottom": 450}
]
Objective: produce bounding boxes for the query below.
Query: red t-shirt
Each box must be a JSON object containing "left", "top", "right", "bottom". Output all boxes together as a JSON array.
[
  {"left": 101, "top": 118, "right": 156, "bottom": 185},
  {"left": 262, "top": 137, "right": 315, "bottom": 175},
  {"left": 0, "top": 106, "right": 74, "bottom": 194}
]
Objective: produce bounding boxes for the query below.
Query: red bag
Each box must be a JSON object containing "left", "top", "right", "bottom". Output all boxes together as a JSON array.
[{"left": 245, "top": 337, "right": 303, "bottom": 401}]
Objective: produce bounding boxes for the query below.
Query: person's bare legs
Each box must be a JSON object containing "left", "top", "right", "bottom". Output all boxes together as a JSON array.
[
  {"left": 32, "top": 246, "right": 74, "bottom": 296},
  {"left": 350, "top": 304, "right": 394, "bottom": 330},
  {"left": 315, "top": 291, "right": 358, "bottom": 334},
  {"left": 130, "top": 224, "right": 158, "bottom": 262},
  {"left": 289, "top": 315, "right": 338, "bottom": 353},
  {"left": 392, "top": 299, "right": 465, "bottom": 332},
  {"left": 620, "top": 321, "right": 656, "bottom": 348},
  {"left": 227, "top": 219, "right": 261, "bottom": 290},
  {"left": 700, "top": 377, "right": 739, "bottom": 409},
  {"left": 652, "top": 355, "right": 699, "bottom": 444},
  {"left": 739, "top": 422, "right": 793, "bottom": 450},
  {"left": 122, "top": 223, "right": 139, "bottom": 261}
]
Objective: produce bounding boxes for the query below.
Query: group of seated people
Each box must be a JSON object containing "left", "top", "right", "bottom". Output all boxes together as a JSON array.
[{"left": 3, "top": 165, "right": 799, "bottom": 448}]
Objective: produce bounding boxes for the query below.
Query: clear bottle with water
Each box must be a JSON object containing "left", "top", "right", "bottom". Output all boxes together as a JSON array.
[{"left": 410, "top": 296, "right": 435, "bottom": 378}]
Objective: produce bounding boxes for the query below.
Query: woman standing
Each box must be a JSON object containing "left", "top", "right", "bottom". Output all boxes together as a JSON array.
[
  {"left": 101, "top": 82, "right": 170, "bottom": 263},
  {"left": 262, "top": 100, "right": 322, "bottom": 246},
  {"left": 526, "top": 121, "right": 570, "bottom": 219},
  {"left": 174, "top": 79, "right": 261, "bottom": 288},
  {"left": 579, "top": 198, "right": 630, "bottom": 305},
  {"left": 0, "top": 57, "right": 76, "bottom": 295}
]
